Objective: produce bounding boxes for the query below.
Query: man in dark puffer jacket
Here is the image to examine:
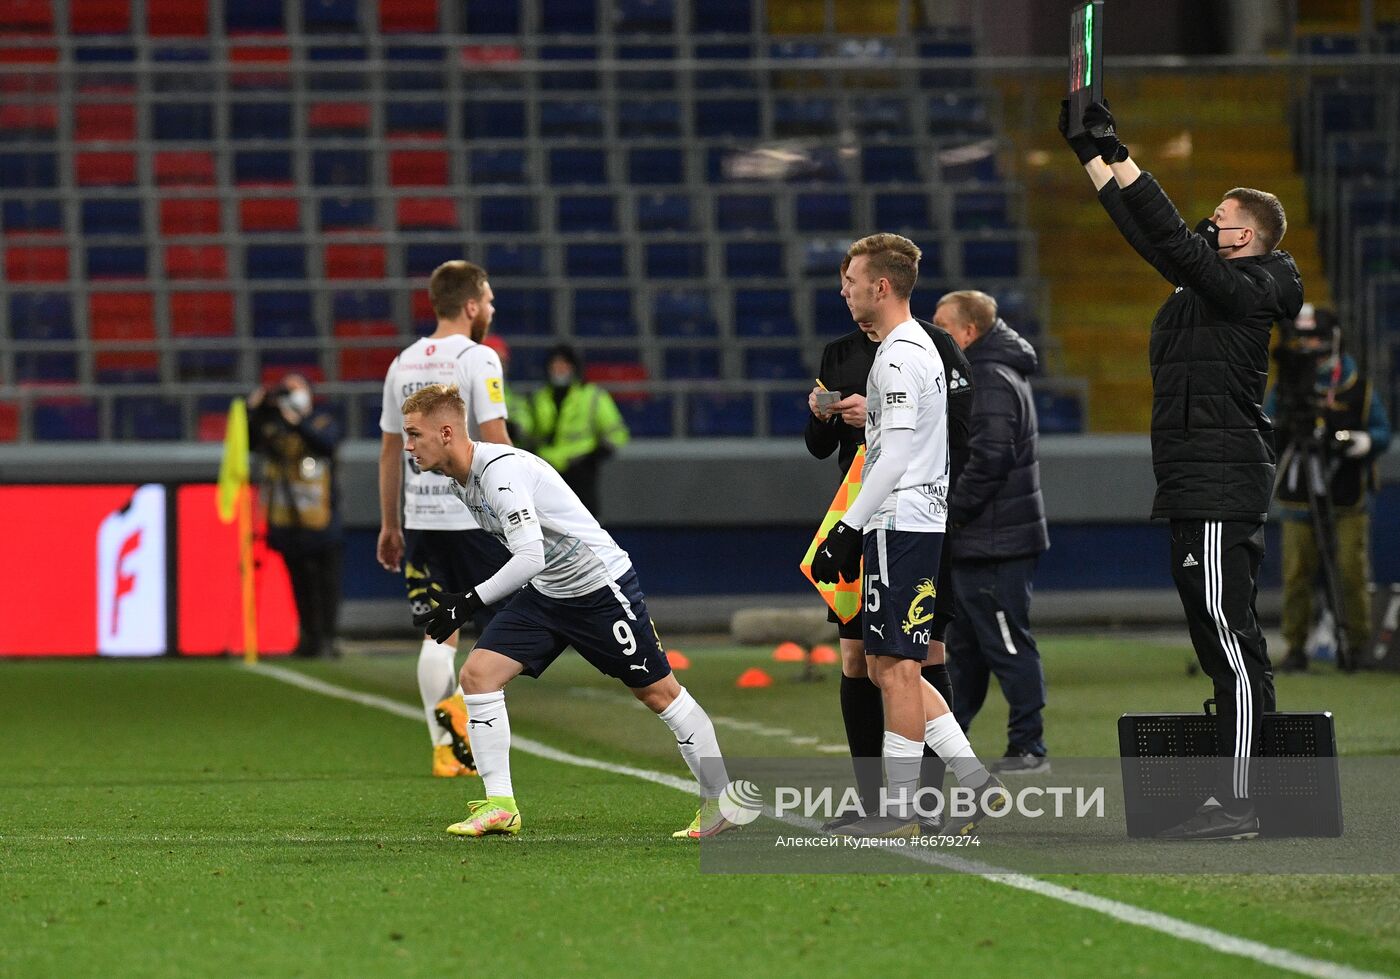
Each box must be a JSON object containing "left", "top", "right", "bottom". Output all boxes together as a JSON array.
[
  {"left": 1065, "top": 100, "right": 1305, "bottom": 841},
  {"left": 934, "top": 291, "right": 1051, "bottom": 776}
]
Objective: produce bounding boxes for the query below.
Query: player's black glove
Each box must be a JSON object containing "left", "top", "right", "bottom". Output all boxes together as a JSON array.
[
  {"left": 1082, "top": 101, "right": 1129, "bottom": 164},
  {"left": 811, "top": 520, "right": 863, "bottom": 585},
  {"left": 1058, "top": 99, "right": 1101, "bottom": 165},
  {"left": 412, "top": 585, "right": 484, "bottom": 643}
]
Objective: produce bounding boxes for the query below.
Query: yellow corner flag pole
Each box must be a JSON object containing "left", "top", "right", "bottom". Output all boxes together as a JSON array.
[{"left": 217, "top": 398, "right": 258, "bottom": 664}]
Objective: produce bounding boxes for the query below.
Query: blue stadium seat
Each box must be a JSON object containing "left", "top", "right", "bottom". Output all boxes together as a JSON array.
[
  {"left": 1297, "top": 33, "right": 1362, "bottom": 56},
  {"left": 795, "top": 192, "right": 853, "bottom": 232},
  {"left": 618, "top": 100, "right": 682, "bottom": 138},
  {"left": 918, "top": 31, "right": 976, "bottom": 88},
  {"left": 33, "top": 399, "right": 99, "bottom": 440},
  {"left": 725, "top": 241, "right": 784, "bottom": 278},
  {"left": 464, "top": 0, "right": 520, "bottom": 33},
  {"left": 1034, "top": 390, "right": 1084, "bottom": 435},
  {"left": 247, "top": 246, "right": 308, "bottom": 281},
  {"left": 539, "top": 100, "right": 605, "bottom": 139},
  {"left": 540, "top": 44, "right": 599, "bottom": 91},
  {"left": 653, "top": 289, "right": 717, "bottom": 337},
  {"left": 470, "top": 149, "right": 528, "bottom": 185},
  {"left": 332, "top": 290, "right": 392, "bottom": 322},
  {"left": 320, "top": 197, "right": 376, "bottom": 231},
  {"left": 230, "top": 103, "right": 293, "bottom": 140},
  {"left": 645, "top": 241, "right": 706, "bottom": 278},
  {"left": 687, "top": 392, "right": 755, "bottom": 437},
  {"left": 862, "top": 145, "right": 922, "bottom": 183},
  {"left": 616, "top": 0, "right": 674, "bottom": 32},
  {"left": 463, "top": 101, "right": 527, "bottom": 140},
  {"left": 636, "top": 193, "right": 693, "bottom": 231},
  {"left": 153, "top": 103, "right": 214, "bottom": 141},
  {"left": 694, "top": 42, "right": 756, "bottom": 90},
  {"left": 801, "top": 239, "right": 847, "bottom": 278},
  {"left": 540, "top": 0, "right": 596, "bottom": 33},
  {"left": 406, "top": 243, "right": 462, "bottom": 276},
  {"left": 0, "top": 153, "right": 59, "bottom": 188},
  {"left": 665, "top": 346, "right": 722, "bottom": 379},
  {"left": 484, "top": 243, "right": 545, "bottom": 277},
  {"left": 493, "top": 290, "right": 553, "bottom": 335},
  {"left": 744, "top": 346, "right": 806, "bottom": 380},
  {"left": 87, "top": 246, "right": 147, "bottom": 279},
  {"left": 716, "top": 194, "right": 777, "bottom": 232},
  {"left": 304, "top": 0, "right": 358, "bottom": 32},
  {"left": 386, "top": 46, "right": 446, "bottom": 93},
  {"left": 386, "top": 101, "right": 446, "bottom": 135},
  {"left": 235, "top": 150, "right": 294, "bottom": 185},
  {"left": 628, "top": 147, "right": 685, "bottom": 185},
  {"left": 479, "top": 195, "right": 536, "bottom": 233},
  {"left": 1315, "top": 88, "right": 1379, "bottom": 134},
  {"left": 617, "top": 395, "right": 674, "bottom": 437},
  {"left": 693, "top": 0, "right": 752, "bottom": 33},
  {"left": 353, "top": 392, "right": 385, "bottom": 438},
  {"left": 573, "top": 288, "right": 636, "bottom": 337},
  {"left": 152, "top": 47, "right": 213, "bottom": 94},
  {"left": 252, "top": 291, "right": 315, "bottom": 337},
  {"left": 953, "top": 190, "right": 1011, "bottom": 229},
  {"left": 308, "top": 45, "right": 368, "bottom": 92},
  {"left": 811, "top": 288, "right": 852, "bottom": 334},
  {"left": 2, "top": 199, "right": 63, "bottom": 233},
  {"left": 81, "top": 199, "right": 143, "bottom": 236},
  {"left": 177, "top": 348, "right": 240, "bottom": 382},
  {"left": 15, "top": 351, "right": 79, "bottom": 383},
  {"left": 226, "top": 0, "right": 283, "bottom": 31},
  {"left": 113, "top": 396, "right": 183, "bottom": 440},
  {"left": 695, "top": 98, "right": 761, "bottom": 138},
  {"left": 962, "top": 238, "right": 1020, "bottom": 278},
  {"left": 734, "top": 288, "right": 797, "bottom": 337},
  {"left": 566, "top": 242, "right": 627, "bottom": 278},
  {"left": 313, "top": 150, "right": 371, "bottom": 188},
  {"left": 874, "top": 191, "right": 934, "bottom": 232},
  {"left": 926, "top": 93, "right": 991, "bottom": 138},
  {"left": 260, "top": 348, "right": 322, "bottom": 376},
  {"left": 618, "top": 46, "right": 677, "bottom": 93},
  {"left": 557, "top": 194, "right": 618, "bottom": 233},
  {"left": 767, "top": 390, "right": 809, "bottom": 437},
  {"left": 8, "top": 294, "right": 74, "bottom": 341},
  {"left": 854, "top": 95, "right": 913, "bottom": 138},
  {"left": 549, "top": 148, "right": 608, "bottom": 185},
  {"left": 940, "top": 153, "right": 1000, "bottom": 183},
  {"left": 774, "top": 97, "right": 838, "bottom": 137}
]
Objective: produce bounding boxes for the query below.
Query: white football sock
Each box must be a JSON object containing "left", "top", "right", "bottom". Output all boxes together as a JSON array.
[
  {"left": 882, "top": 731, "right": 924, "bottom": 820},
  {"left": 657, "top": 688, "right": 729, "bottom": 799},
  {"left": 925, "top": 713, "right": 990, "bottom": 787},
  {"left": 416, "top": 638, "right": 457, "bottom": 747},
  {"left": 462, "top": 691, "right": 513, "bottom": 799}
]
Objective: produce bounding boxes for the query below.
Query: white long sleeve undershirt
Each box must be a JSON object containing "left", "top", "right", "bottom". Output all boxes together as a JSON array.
[
  {"left": 474, "top": 538, "right": 546, "bottom": 605},
  {"left": 839, "top": 426, "right": 913, "bottom": 532}
]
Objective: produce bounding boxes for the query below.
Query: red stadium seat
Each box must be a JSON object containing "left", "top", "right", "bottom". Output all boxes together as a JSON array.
[
  {"left": 160, "top": 197, "right": 221, "bottom": 235},
  {"left": 380, "top": 0, "right": 436, "bottom": 33},
  {"left": 5, "top": 246, "right": 68, "bottom": 282},
  {"left": 0, "top": 102, "right": 56, "bottom": 136},
  {"left": 308, "top": 101, "right": 370, "bottom": 135},
  {"left": 333, "top": 320, "right": 397, "bottom": 338},
  {"left": 411, "top": 291, "right": 436, "bottom": 327},
  {"left": 0, "top": 401, "right": 18, "bottom": 442},
  {"left": 389, "top": 150, "right": 448, "bottom": 187},
  {"left": 146, "top": 0, "right": 205, "bottom": 35},
  {"left": 239, "top": 197, "right": 300, "bottom": 232},
  {"left": 259, "top": 364, "right": 323, "bottom": 385},
  {"left": 0, "top": 46, "right": 59, "bottom": 94},
  {"left": 170, "top": 291, "right": 235, "bottom": 337},
  {"left": 229, "top": 45, "right": 291, "bottom": 91},
  {"left": 0, "top": 0, "right": 55, "bottom": 33},
  {"left": 325, "top": 244, "right": 386, "bottom": 279},
  {"left": 76, "top": 150, "right": 136, "bottom": 186},
  {"left": 94, "top": 349, "right": 159, "bottom": 380},
  {"left": 396, "top": 197, "right": 458, "bottom": 230},
  {"left": 89, "top": 292, "right": 155, "bottom": 340},
  {"left": 586, "top": 362, "right": 649, "bottom": 401},
  {"left": 154, "top": 151, "right": 215, "bottom": 186},
  {"left": 74, "top": 102, "right": 136, "bottom": 141},
  {"left": 69, "top": 0, "right": 130, "bottom": 33},
  {"left": 339, "top": 344, "right": 400, "bottom": 381},
  {"left": 164, "top": 245, "right": 228, "bottom": 280}
]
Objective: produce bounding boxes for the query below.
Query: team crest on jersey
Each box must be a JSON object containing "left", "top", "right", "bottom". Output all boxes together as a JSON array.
[
  {"left": 425, "top": 344, "right": 436, "bottom": 356},
  {"left": 901, "top": 578, "right": 937, "bottom": 635}
]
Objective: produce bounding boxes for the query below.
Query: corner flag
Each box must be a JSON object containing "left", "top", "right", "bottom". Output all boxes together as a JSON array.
[
  {"left": 216, "top": 398, "right": 249, "bottom": 523},
  {"left": 799, "top": 446, "right": 865, "bottom": 623}
]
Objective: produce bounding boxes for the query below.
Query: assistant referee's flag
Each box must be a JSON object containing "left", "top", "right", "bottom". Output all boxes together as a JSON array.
[
  {"left": 799, "top": 446, "right": 865, "bottom": 623},
  {"left": 216, "top": 398, "right": 249, "bottom": 523}
]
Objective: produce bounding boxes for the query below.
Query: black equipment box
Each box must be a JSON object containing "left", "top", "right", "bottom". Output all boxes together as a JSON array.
[{"left": 1118, "top": 706, "right": 1342, "bottom": 838}]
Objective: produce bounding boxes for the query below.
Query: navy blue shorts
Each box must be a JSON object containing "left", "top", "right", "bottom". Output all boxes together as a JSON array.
[
  {"left": 404, "top": 528, "right": 513, "bottom": 630},
  {"left": 477, "top": 570, "right": 672, "bottom": 688},
  {"left": 862, "top": 528, "right": 944, "bottom": 660}
]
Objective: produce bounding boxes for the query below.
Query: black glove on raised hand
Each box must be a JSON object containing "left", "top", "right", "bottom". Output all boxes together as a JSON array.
[
  {"left": 811, "top": 520, "right": 863, "bottom": 585},
  {"left": 1082, "top": 101, "right": 1129, "bottom": 164},
  {"left": 1058, "top": 99, "right": 1101, "bottom": 165},
  {"left": 412, "top": 585, "right": 484, "bottom": 643}
]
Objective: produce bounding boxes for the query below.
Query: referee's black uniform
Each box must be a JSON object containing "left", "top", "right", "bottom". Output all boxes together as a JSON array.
[{"left": 1100, "top": 173, "right": 1303, "bottom": 820}]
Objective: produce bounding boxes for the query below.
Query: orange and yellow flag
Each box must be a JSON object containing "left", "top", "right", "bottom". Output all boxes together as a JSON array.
[{"left": 799, "top": 446, "right": 864, "bottom": 623}]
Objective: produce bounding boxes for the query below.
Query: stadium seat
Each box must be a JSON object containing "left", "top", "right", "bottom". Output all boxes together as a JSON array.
[
  {"left": 162, "top": 198, "right": 222, "bottom": 235},
  {"left": 539, "top": 0, "right": 595, "bottom": 33},
  {"left": 874, "top": 191, "right": 934, "bottom": 232},
  {"left": 32, "top": 398, "right": 100, "bottom": 441},
  {"left": 962, "top": 238, "right": 1020, "bottom": 278},
  {"left": 307, "top": 44, "right": 368, "bottom": 92},
  {"left": 693, "top": 0, "right": 750, "bottom": 33},
  {"left": 308, "top": 101, "right": 371, "bottom": 135},
  {"left": 148, "top": 0, "right": 206, "bottom": 35},
  {"left": 230, "top": 102, "right": 293, "bottom": 140},
  {"left": 811, "top": 287, "right": 851, "bottom": 334},
  {"left": 225, "top": 0, "right": 282, "bottom": 31},
  {"left": 14, "top": 351, "right": 80, "bottom": 384},
  {"left": 177, "top": 348, "right": 240, "bottom": 382},
  {"left": 169, "top": 291, "right": 235, "bottom": 337},
  {"left": 774, "top": 97, "right": 838, "bottom": 138},
  {"left": 478, "top": 195, "right": 535, "bottom": 233},
  {"left": 644, "top": 241, "right": 706, "bottom": 279},
  {"left": 795, "top": 192, "right": 853, "bottom": 232},
  {"left": 74, "top": 103, "right": 135, "bottom": 141},
  {"left": 557, "top": 194, "right": 617, "bottom": 233},
  {"left": 953, "top": 190, "right": 1011, "bottom": 230},
  {"left": 332, "top": 289, "right": 392, "bottom": 326},
  {"left": 802, "top": 239, "right": 848, "bottom": 278},
  {"left": 854, "top": 95, "right": 913, "bottom": 139},
  {"left": 653, "top": 289, "right": 717, "bottom": 337},
  {"left": 319, "top": 197, "right": 376, "bottom": 232},
  {"left": 617, "top": 100, "right": 681, "bottom": 138},
  {"left": 73, "top": 45, "right": 137, "bottom": 95},
  {"left": 398, "top": 197, "right": 459, "bottom": 230},
  {"left": 2, "top": 199, "right": 63, "bottom": 234},
  {"left": 694, "top": 42, "right": 755, "bottom": 89},
  {"left": 240, "top": 197, "right": 300, "bottom": 232},
  {"left": 0, "top": 0, "right": 56, "bottom": 32},
  {"left": 71, "top": 0, "right": 131, "bottom": 34},
  {"left": 627, "top": 147, "right": 685, "bottom": 186},
  {"left": 665, "top": 346, "right": 721, "bottom": 380},
  {"left": 259, "top": 349, "right": 324, "bottom": 382},
  {"left": 716, "top": 194, "right": 777, "bottom": 232},
  {"left": 252, "top": 291, "right": 315, "bottom": 338},
  {"left": 549, "top": 147, "right": 608, "bottom": 186},
  {"left": 379, "top": 0, "right": 435, "bottom": 32},
  {"left": 687, "top": 392, "right": 755, "bottom": 437},
  {"left": 734, "top": 288, "right": 797, "bottom": 337},
  {"left": 5, "top": 245, "right": 68, "bottom": 282},
  {"left": 615, "top": 0, "right": 672, "bottom": 32},
  {"left": 154, "top": 150, "right": 215, "bottom": 186},
  {"left": 725, "top": 241, "right": 784, "bottom": 278},
  {"left": 540, "top": 100, "right": 605, "bottom": 139},
  {"left": 324, "top": 243, "right": 386, "bottom": 279},
  {"left": 463, "top": 100, "right": 527, "bottom": 140},
  {"left": 486, "top": 242, "right": 546, "bottom": 277},
  {"left": 940, "top": 153, "right": 1000, "bottom": 184},
  {"left": 469, "top": 149, "right": 528, "bottom": 185},
  {"left": 406, "top": 242, "right": 463, "bottom": 275},
  {"left": 76, "top": 151, "right": 136, "bottom": 186},
  {"left": 566, "top": 242, "right": 627, "bottom": 278},
  {"left": 1034, "top": 389, "right": 1084, "bottom": 435},
  {"left": 246, "top": 244, "right": 306, "bottom": 280},
  {"left": 389, "top": 150, "right": 448, "bottom": 186},
  {"left": 86, "top": 245, "right": 147, "bottom": 279},
  {"left": 153, "top": 103, "right": 214, "bottom": 141},
  {"left": 8, "top": 293, "right": 74, "bottom": 341},
  {"left": 744, "top": 346, "right": 807, "bottom": 380},
  {"left": 235, "top": 149, "right": 294, "bottom": 186},
  {"left": 919, "top": 31, "right": 976, "bottom": 88},
  {"left": 152, "top": 46, "right": 212, "bottom": 94},
  {"left": 0, "top": 402, "right": 17, "bottom": 442},
  {"left": 492, "top": 290, "right": 553, "bottom": 335},
  {"left": 636, "top": 193, "right": 692, "bottom": 232},
  {"left": 164, "top": 244, "right": 227, "bottom": 280},
  {"left": 313, "top": 149, "right": 371, "bottom": 187},
  {"left": 464, "top": 0, "right": 519, "bottom": 32},
  {"left": 96, "top": 350, "right": 161, "bottom": 384},
  {"left": 694, "top": 98, "right": 760, "bottom": 138},
  {"left": 386, "top": 45, "right": 444, "bottom": 92},
  {"left": 573, "top": 289, "right": 636, "bottom": 337},
  {"left": 0, "top": 101, "right": 57, "bottom": 139},
  {"left": 862, "top": 145, "right": 921, "bottom": 183},
  {"left": 767, "top": 389, "right": 810, "bottom": 437},
  {"left": 385, "top": 100, "right": 445, "bottom": 137},
  {"left": 338, "top": 337, "right": 399, "bottom": 382},
  {"left": 539, "top": 43, "right": 598, "bottom": 90},
  {"left": 89, "top": 292, "right": 155, "bottom": 340},
  {"left": 616, "top": 395, "right": 674, "bottom": 438},
  {"left": 926, "top": 93, "right": 991, "bottom": 138}
]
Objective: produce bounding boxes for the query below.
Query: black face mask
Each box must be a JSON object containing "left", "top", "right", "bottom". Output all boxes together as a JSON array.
[{"left": 1195, "top": 217, "right": 1248, "bottom": 251}]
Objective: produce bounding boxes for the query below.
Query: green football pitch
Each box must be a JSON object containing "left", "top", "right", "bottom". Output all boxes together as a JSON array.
[{"left": 3, "top": 637, "right": 1399, "bottom": 978}]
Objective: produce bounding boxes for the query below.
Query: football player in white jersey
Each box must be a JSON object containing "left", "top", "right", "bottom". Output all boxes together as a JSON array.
[
  {"left": 377, "top": 261, "right": 515, "bottom": 779},
  {"left": 811, "top": 234, "right": 1007, "bottom": 837},
  {"left": 399, "top": 384, "right": 735, "bottom": 841}
]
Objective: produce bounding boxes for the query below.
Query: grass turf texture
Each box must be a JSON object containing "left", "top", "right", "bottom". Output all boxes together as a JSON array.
[{"left": 1, "top": 637, "right": 1397, "bottom": 978}]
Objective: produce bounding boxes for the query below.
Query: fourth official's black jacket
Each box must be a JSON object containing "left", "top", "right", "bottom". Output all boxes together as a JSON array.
[
  {"left": 804, "top": 319, "right": 973, "bottom": 480},
  {"left": 1099, "top": 172, "right": 1304, "bottom": 523}
]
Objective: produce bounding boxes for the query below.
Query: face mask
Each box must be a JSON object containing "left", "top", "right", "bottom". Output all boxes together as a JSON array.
[
  {"left": 286, "top": 388, "right": 312, "bottom": 414},
  {"left": 1194, "top": 218, "right": 1248, "bottom": 252},
  {"left": 549, "top": 371, "right": 575, "bottom": 389}
]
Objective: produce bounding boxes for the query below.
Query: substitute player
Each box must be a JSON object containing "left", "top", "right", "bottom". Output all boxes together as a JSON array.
[
  {"left": 400, "top": 384, "right": 734, "bottom": 840},
  {"left": 378, "top": 261, "right": 514, "bottom": 779},
  {"left": 811, "top": 234, "right": 1006, "bottom": 837}
]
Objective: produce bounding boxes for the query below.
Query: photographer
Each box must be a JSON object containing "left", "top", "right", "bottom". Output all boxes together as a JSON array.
[
  {"left": 248, "top": 374, "right": 343, "bottom": 658},
  {"left": 1265, "top": 305, "right": 1392, "bottom": 672}
]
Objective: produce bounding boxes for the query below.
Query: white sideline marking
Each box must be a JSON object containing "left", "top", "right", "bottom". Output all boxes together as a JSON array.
[{"left": 247, "top": 663, "right": 1387, "bottom": 979}]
